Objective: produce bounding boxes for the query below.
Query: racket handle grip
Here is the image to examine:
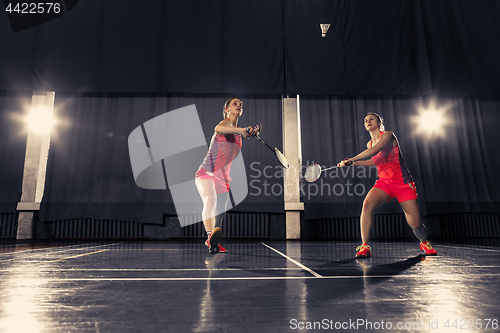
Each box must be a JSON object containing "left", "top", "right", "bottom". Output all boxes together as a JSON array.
[
  {"left": 245, "top": 126, "right": 251, "bottom": 133},
  {"left": 344, "top": 158, "right": 353, "bottom": 166}
]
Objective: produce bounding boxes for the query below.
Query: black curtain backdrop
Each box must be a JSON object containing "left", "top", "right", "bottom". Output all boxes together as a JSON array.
[
  {"left": 1, "top": 0, "right": 500, "bottom": 96},
  {"left": 2, "top": 93, "right": 499, "bottom": 221},
  {"left": 300, "top": 95, "right": 500, "bottom": 220},
  {"left": 284, "top": 0, "right": 431, "bottom": 95},
  {"left": 0, "top": 91, "right": 30, "bottom": 213},
  {"left": 0, "top": 0, "right": 284, "bottom": 94},
  {"left": 38, "top": 94, "right": 283, "bottom": 224},
  {"left": 419, "top": 1, "right": 500, "bottom": 96},
  {"left": 2, "top": 0, "right": 500, "bottom": 222}
]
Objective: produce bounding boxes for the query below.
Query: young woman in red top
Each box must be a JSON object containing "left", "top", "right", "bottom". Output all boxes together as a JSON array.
[
  {"left": 195, "top": 98, "right": 261, "bottom": 254},
  {"left": 338, "top": 113, "right": 437, "bottom": 258}
]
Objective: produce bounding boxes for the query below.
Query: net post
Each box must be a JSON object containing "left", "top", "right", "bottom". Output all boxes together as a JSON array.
[{"left": 282, "top": 95, "right": 303, "bottom": 239}]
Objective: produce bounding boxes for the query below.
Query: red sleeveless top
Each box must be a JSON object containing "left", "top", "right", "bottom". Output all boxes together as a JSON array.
[
  {"left": 370, "top": 131, "right": 413, "bottom": 184},
  {"left": 197, "top": 131, "right": 242, "bottom": 183}
]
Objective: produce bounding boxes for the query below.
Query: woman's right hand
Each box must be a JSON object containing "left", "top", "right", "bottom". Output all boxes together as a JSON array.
[
  {"left": 241, "top": 126, "right": 253, "bottom": 139},
  {"left": 337, "top": 159, "right": 353, "bottom": 167}
]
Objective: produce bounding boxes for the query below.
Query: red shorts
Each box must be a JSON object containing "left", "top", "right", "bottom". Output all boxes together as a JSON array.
[
  {"left": 195, "top": 168, "right": 230, "bottom": 194},
  {"left": 373, "top": 179, "right": 418, "bottom": 202}
]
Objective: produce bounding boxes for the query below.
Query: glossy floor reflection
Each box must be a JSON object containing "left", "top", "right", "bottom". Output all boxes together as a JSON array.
[{"left": 0, "top": 239, "right": 499, "bottom": 332}]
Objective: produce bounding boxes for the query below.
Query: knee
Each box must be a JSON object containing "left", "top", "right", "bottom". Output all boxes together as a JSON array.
[
  {"left": 203, "top": 194, "right": 217, "bottom": 208},
  {"left": 406, "top": 216, "right": 421, "bottom": 229},
  {"left": 361, "top": 199, "right": 376, "bottom": 213}
]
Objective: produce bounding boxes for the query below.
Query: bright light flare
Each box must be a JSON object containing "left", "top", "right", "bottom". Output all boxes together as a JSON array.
[
  {"left": 27, "top": 106, "right": 54, "bottom": 134},
  {"left": 412, "top": 100, "right": 452, "bottom": 138},
  {"left": 419, "top": 110, "right": 444, "bottom": 132}
]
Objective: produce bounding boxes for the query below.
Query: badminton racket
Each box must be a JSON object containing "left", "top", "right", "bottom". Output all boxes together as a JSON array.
[
  {"left": 304, "top": 161, "right": 352, "bottom": 182},
  {"left": 246, "top": 127, "right": 289, "bottom": 169}
]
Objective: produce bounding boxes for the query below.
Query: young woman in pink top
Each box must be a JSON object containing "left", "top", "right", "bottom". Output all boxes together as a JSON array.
[
  {"left": 195, "top": 98, "right": 261, "bottom": 254},
  {"left": 338, "top": 113, "right": 437, "bottom": 258}
]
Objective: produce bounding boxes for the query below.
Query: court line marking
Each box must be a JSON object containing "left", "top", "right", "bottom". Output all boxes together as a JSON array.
[
  {"left": 0, "top": 242, "right": 118, "bottom": 256},
  {"left": 49, "top": 249, "right": 110, "bottom": 262},
  {"left": 117, "top": 249, "right": 181, "bottom": 250},
  {"left": 2, "top": 265, "right": 499, "bottom": 272},
  {"left": 0, "top": 243, "right": 119, "bottom": 264},
  {"left": 42, "top": 273, "right": 500, "bottom": 282},
  {"left": 439, "top": 245, "right": 500, "bottom": 253},
  {"left": 261, "top": 242, "right": 322, "bottom": 278},
  {"left": 0, "top": 267, "right": 306, "bottom": 272}
]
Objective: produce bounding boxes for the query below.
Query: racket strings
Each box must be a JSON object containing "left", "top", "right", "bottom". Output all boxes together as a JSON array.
[
  {"left": 304, "top": 164, "right": 321, "bottom": 182},
  {"left": 274, "top": 148, "right": 289, "bottom": 169}
]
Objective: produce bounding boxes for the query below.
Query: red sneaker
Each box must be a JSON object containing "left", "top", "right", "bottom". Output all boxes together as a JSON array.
[
  {"left": 218, "top": 243, "right": 227, "bottom": 253},
  {"left": 356, "top": 243, "right": 372, "bottom": 258},
  {"left": 420, "top": 241, "right": 437, "bottom": 256},
  {"left": 205, "top": 227, "right": 222, "bottom": 254}
]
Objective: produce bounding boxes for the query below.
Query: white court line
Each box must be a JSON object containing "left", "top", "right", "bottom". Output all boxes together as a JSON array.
[
  {"left": 0, "top": 242, "right": 118, "bottom": 255},
  {"left": 2, "top": 265, "right": 498, "bottom": 273},
  {"left": 0, "top": 267, "right": 305, "bottom": 272},
  {"left": 439, "top": 244, "right": 500, "bottom": 253},
  {"left": 0, "top": 243, "right": 119, "bottom": 263},
  {"left": 43, "top": 273, "right": 500, "bottom": 282},
  {"left": 261, "top": 242, "right": 322, "bottom": 278},
  {"left": 49, "top": 249, "right": 110, "bottom": 262}
]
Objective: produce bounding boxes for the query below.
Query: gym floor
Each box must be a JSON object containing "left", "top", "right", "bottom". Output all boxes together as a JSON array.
[{"left": 1, "top": 239, "right": 499, "bottom": 332}]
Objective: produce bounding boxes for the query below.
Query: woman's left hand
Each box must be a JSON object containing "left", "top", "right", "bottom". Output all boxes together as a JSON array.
[
  {"left": 245, "top": 124, "right": 262, "bottom": 137},
  {"left": 252, "top": 124, "right": 262, "bottom": 136}
]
